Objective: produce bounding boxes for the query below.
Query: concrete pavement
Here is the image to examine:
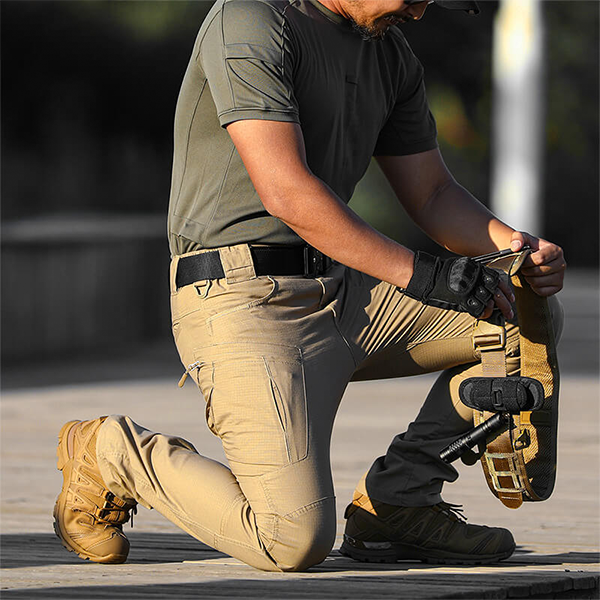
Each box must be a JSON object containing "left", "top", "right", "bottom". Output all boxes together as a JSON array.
[
  {"left": 1, "top": 268, "right": 598, "bottom": 598},
  {"left": 1, "top": 373, "right": 598, "bottom": 598}
]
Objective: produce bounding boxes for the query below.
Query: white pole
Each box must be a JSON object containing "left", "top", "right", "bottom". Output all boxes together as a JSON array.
[{"left": 491, "top": 0, "right": 544, "bottom": 236}]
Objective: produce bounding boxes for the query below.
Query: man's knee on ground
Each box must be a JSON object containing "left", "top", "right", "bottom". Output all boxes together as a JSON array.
[{"left": 268, "top": 498, "right": 336, "bottom": 572}]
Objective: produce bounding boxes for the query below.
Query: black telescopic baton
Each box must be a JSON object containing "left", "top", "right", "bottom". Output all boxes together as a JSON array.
[{"left": 439, "top": 412, "right": 509, "bottom": 464}]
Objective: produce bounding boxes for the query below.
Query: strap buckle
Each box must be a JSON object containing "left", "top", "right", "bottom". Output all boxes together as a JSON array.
[
  {"left": 473, "top": 327, "right": 506, "bottom": 352},
  {"left": 303, "top": 246, "right": 327, "bottom": 277},
  {"left": 473, "top": 330, "right": 506, "bottom": 353}
]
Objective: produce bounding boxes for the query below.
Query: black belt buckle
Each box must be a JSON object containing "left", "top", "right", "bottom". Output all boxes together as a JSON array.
[{"left": 303, "top": 246, "right": 325, "bottom": 278}]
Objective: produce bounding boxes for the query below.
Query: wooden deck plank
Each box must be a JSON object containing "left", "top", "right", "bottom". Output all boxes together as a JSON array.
[{"left": 1, "top": 374, "right": 598, "bottom": 598}]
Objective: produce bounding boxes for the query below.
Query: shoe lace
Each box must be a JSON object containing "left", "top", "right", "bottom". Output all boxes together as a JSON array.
[{"left": 435, "top": 502, "right": 468, "bottom": 523}]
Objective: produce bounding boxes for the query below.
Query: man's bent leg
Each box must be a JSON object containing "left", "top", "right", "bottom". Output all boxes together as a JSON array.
[
  {"left": 363, "top": 294, "right": 563, "bottom": 506},
  {"left": 339, "top": 275, "right": 563, "bottom": 562},
  {"left": 338, "top": 275, "right": 489, "bottom": 505},
  {"left": 337, "top": 276, "right": 563, "bottom": 563},
  {"left": 97, "top": 416, "right": 336, "bottom": 572},
  {"left": 90, "top": 248, "right": 354, "bottom": 572}
]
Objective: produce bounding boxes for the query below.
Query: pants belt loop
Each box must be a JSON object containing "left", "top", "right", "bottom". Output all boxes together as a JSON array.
[
  {"left": 219, "top": 244, "right": 257, "bottom": 284},
  {"left": 169, "top": 255, "right": 181, "bottom": 294}
]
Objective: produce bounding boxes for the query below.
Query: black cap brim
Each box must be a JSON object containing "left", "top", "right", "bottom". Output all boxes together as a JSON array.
[{"left": 435, "top": 1, "right": 480, "bottom": 15}]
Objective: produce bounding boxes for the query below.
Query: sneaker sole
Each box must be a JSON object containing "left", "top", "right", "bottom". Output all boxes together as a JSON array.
[
  {"left": 339, "top": 539, "right": 515, "bottom": 565},
  {"left": 53, "top": 420, "right": 127, "bottom": 565}
]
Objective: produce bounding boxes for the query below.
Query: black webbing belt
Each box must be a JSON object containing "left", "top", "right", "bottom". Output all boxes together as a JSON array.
[{"left": 175, "top": 246, "right": 331, "bottom": 289}]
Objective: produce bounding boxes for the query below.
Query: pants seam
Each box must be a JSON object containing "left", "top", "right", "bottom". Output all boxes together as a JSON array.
[
  {"left": 330, "top": 306, "right": 359, "bottom": 368},
  {"left": 219, "top": 493, "right": 246, "bottom": 538},
  {"left": 98, "top": 450, "right": 149, "bottom": 504},
  {"left": 405, "top": 334, "right": 475, "bottom": 357},
  {"left": 137, "top": 484, "right": 263, "bottom": 557},
  {"left": 283, "top": 495, "right": 335, "bottom": 519}
]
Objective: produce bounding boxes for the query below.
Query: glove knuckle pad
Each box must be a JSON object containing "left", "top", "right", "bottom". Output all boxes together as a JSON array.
[
  {"left": 407, "top": 252, "right": 500, "bottom": 318},
  {"left": 466, "top": 296, "right": 484, "bottom": 317},
  {"left": 474, "top": 285, "right": 491, "bottom": 302},
  {"left": 447, "top": 258, "right": 479, "bottom": 294},
  {"left": 481, "top": 267, "right": 500, "bottom": 292}
]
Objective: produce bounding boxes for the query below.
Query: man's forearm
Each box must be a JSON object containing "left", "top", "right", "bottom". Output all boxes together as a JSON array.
[
  {"left": 377, "top": 151, "right": 517, "bottom": 256},
  {"left": 226, "top": 120, "right": 417, "bottom": 288},
  {"left": 414, "top": 180, "right": 516, "bottom": 256},
  {"left": 266, "top": 173, "right": 416, "bottom": 288}
]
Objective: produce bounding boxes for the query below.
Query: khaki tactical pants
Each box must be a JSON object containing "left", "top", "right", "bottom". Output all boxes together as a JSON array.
[{"left": 96, "top": 244, "right": 563, "bottom": 572}]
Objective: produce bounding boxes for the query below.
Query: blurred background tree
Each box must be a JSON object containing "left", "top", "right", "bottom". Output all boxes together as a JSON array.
[
  {"left": 1, "top": 0, "right": 598, "bottom": 367},
  {"left": 2, "top": 1, "right": 598, "bottom": 261}
]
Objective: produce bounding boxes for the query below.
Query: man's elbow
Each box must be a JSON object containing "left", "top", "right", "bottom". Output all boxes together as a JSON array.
[
  {"left": 257, "top": 177, "right": 312, "bottom": 223},
  {"left": 260, "top": 190, "right": 290, "bottom": 220}
]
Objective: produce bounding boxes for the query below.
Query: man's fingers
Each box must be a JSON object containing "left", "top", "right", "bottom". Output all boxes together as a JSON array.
[
  {"left": 498, "top": 277, "right": 515, "bottom": 302},
  {"left": 509, "top": 234, "right": 566, "bottom": 297},
  {"left": 520, "top": 252, "right": 566, "bottom": 296},
  {"left": 523, "top": 272, "right": 564, "bottom": 296},
  {"left": 521, "top": 240, "right": 565, "bottom": 270},
  {"left": 492, "top": 287, "right": 514, "bottom": 320},
  {"left": 480, "top": 299, "right": 494, "bottom": 320},
  {"left": 520, "top": 255, "right": 566, "bottom": 277},
  {"left": 510, "top": 231, "right": 537, "bottom": 253}
]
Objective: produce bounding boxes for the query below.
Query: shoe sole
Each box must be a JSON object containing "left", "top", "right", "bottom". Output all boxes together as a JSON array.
[
  {"left": 53, "top": 420, "right": 127, "bottom": 565},
  {"left": 339, "top": 539, "right": 515, "bottom": 565}
]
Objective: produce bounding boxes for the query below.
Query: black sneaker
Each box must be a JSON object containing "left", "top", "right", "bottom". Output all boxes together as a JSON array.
[{"left": 340, "top": 492, "right": 515, "bottom": 565}]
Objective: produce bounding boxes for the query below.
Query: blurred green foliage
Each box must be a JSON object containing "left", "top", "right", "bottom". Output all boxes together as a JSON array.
[{"left": 2, "top": 0, "right": 598, "bottom": 265}]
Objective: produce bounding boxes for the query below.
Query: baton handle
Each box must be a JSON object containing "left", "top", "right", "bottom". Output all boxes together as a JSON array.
[
  {"left": 440, "top": 412, "right": 509, "bottom": 464},
  {"left": 472, "top": 246, "right": 531, "bottom": 264}
]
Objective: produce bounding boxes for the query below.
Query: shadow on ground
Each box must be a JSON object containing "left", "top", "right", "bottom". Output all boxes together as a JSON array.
[
  {"left": 1, "top": 572, "right": 599, "bottom": 599},
  {"left": 2, "top": 534, "right": 598, "bottom": 599},
  {"left": 2, "top": 532, "right": 598, "bottom": 570},
  {"left": 0, "top": 532, "right": 227, "bottom": 568}
]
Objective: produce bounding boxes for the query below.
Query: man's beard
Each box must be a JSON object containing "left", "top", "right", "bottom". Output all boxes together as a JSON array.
[{"left": 351, "top": 19, "right": 388, "bottom": 41}]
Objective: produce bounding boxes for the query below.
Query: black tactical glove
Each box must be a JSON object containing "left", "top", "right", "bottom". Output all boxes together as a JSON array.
[{"left": 403, "top": 251, "right": 501, "bottom": 318}]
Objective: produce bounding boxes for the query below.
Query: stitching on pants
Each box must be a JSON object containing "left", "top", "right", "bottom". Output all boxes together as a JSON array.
[
  {"left": 284, "top": 495, "right": 335, "bottom": 519},
  {"left": 205, "top": 276, "right": 277, "bottom": 328},
  {"left": 141, "top": 487, "right": 262, "bottom": 556},
  {"left": 267, "top": 514, "right": 279, "bottom": 553},
  {"left": 329, "top": 306, "right": 359, "bottom": 367},
  {"left": 260, "top": 476, "right": 276, "bottom": 513},
  {"left": 263, "top": 357, "right": 291, "bottom": 462},
  {"left": 219, "top": 492, "right": 247, "bottom": 538},
  {"left": 405, "top": 335, "right": 475, "bottom": 359}
]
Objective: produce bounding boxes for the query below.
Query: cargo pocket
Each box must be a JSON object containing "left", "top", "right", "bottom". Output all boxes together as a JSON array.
[
  {"left": 193, "top": 361, "right": 218, "bottom": 436},
  {"left": 193, "top": 343, "right": 308, "bottom": 467}
]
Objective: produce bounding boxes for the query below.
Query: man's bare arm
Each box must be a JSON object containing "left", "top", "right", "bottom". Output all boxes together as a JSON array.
[
  {"left": 377, "top": 151, "right": 566, "bottom": 296},
  {"left": 377, "top": 150, "right": 515, "bottom": 254},
  {"left": 227, "top": 119, "right": 514, "bottom": 318}
]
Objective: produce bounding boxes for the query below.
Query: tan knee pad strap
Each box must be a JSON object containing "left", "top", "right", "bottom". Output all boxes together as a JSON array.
[{"left": 473, "top": 273, "right": 559, "bottom": 509}]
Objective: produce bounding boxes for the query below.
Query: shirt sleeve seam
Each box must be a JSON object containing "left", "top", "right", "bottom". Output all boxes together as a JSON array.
[
  {"left": 218, "top": 107, "right": 300, "bottom": 118},
  {"left": 373, "top": 137, "right": 438, "bottom": 157},
  {"left": 220, "top": 9, "right": 236, "bottom": 114}
]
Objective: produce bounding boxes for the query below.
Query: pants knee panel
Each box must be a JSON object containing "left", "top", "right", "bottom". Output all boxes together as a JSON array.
[{"left": 269, "top": 497, "right": 336, "bottom": 572}]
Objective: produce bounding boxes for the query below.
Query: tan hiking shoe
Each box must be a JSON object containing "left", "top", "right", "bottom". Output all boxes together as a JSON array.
[
  {"left": 53, "top": 418, "right": 137, "bottom": 564},
  {"left": 340, "top": 492, "right": 515, "bottom": 565}
]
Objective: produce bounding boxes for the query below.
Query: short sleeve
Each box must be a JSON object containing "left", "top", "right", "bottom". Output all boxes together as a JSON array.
[
  {"left": 374, "top": 52, "right": 438, "bottom": 156},
  {"left": 197, "top": 0, "right": 300, "bottom": 128}
]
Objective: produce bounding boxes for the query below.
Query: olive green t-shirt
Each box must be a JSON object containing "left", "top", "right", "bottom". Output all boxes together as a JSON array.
[{"left": 168, "top": 0, "right": 438, "bottom": 255}]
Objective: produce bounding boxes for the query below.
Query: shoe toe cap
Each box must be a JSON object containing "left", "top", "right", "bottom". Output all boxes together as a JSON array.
[{"left": 87, "top": 530, "right": 130, "bottom": 563}]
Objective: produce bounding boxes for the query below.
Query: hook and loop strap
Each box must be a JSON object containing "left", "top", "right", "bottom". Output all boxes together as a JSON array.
[{"left": 472, "top": 318, "right": 525, "bottom": 508}]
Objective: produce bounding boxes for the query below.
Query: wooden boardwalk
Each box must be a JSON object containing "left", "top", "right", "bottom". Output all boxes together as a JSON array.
[{"left": 2, "top": 369, "right": 598, "bottom": 598}]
